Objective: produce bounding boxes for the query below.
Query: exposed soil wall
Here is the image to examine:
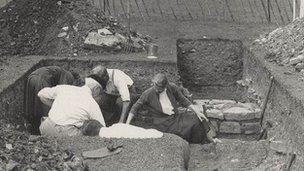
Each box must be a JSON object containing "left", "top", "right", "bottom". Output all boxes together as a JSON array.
[
  {"left": 244, "top": 45, "right": 304, "bottom": 158},
  {"left": 177, "top": 38, "right": 244, "bottom": 100}
]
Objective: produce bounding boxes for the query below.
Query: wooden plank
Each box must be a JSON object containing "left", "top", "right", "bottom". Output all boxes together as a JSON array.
[
  {"left": 240, "top": 0, "right": 249, "bottom": 22},
  {"left": 183, "top": 0, "right": 194, "bottom": 20},
  {"left": 195, "top": 0, "right": 206, "bottom": 19},
  {"left": 225, "top": 0, "right": 235, "bottom": 22},
  {"left": 269, "top": 0, "right": 280, "bottom": 25},
  {"left": 141, "top": 0, "right": 150, "bottom": 17},
  {"left": 156, "top": 0, "right": 164, "bottom": 19},
  {"left": 168, "top": 0, "right": 179, "bottom": 20},
  {"left": 260, "top": 0, "right": 269, "bottom": 23},
  {"left": 281, "top": 0, "right": 291, "bottom": 22},
  {"left": 134, "top": 0, "right": 145, "bottom": 21},
  {"left": 248, "top": 0, "right": 257, "bottom": 21},
  {"left": 252, "top": 0, "right": 265, "bottom": 23},
  {"left": 274, "top": 0, "right": 285, "bottom": 23},
  {"left": 120, "top": 0, "right": 128, "bottom": 19}
]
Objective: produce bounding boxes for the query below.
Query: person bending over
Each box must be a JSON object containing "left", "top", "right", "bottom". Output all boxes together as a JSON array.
[
  {"left": 24, "top": 66, "right": 80, "bottom": 135},
  {"left": 88, "top": 65, "right": 139, "bottom": 126},
  {"left": 38, "top": 77, "right": 105, "bottom": 137}
]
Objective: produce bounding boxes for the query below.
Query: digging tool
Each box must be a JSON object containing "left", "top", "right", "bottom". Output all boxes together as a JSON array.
[
  {"left": 123, "top": 0, "right": 133, "bottom": 53},
  {"left": 260, "top": 76, "right": 274, "bottom": 127},
  {"left": 285, "top": 153, "right": 296, "bottom": 171},
  {"left": 82, "top": 146, "right": 123, "bottom": 159}
]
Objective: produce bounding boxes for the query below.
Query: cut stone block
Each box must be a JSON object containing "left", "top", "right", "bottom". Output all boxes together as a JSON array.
[
  {"left": 219, "top": 121, "right": 241, "bottom": 134},
  {"left": 209, "top": 99, "right": 236, "bottom": 105},
  {"left": 223, "top": 107, "right": 256, "bottom": 121},
  {"left": 57, "top": 134, "right": 190, "bottom": 170},
  {"left": 241, "top": 122, "right": 261, "bottom": 134},
  {"left": 206, "top": 109, "right": 224, "bottom": 120}
]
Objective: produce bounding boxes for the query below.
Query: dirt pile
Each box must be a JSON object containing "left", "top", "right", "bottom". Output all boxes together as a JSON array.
[
  {"left": 0, "top": 120, "right": 87, "bottom": 170},
  {"left": 254, "top": 18, "right": 304, "bottom": 70},
  {"left": 0, "top": 0, "right": 149, "bottom": 57}
]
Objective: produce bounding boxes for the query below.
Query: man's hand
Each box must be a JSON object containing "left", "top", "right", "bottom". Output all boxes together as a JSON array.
[{"left": 188, "top": 104, "right": 209, "bottom": 122}]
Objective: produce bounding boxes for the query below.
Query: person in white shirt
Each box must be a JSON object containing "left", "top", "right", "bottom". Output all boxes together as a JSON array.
[
  {"left": 88, "top": 65, "right": 139, "bottom": 126},
  {"left": 38, "top": 77, "right": 105, "bottom": 137}
]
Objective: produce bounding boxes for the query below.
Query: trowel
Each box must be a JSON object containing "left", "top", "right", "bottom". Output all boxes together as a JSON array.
[{"left": 82, "top": 145, "right": 123, "bottom": 159}]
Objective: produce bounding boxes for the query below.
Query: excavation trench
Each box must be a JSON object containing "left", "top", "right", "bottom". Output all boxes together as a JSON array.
[{"left": 1, "top": 38, "right": 304, "bottom": 170}]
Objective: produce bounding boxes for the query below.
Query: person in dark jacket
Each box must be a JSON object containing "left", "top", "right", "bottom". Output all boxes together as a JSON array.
[
  {"left": 24, "top": 66, "right": 79, "bottom": 135},
  {"left": 126, "top": 73, "right": 212, "bottom": 144}
]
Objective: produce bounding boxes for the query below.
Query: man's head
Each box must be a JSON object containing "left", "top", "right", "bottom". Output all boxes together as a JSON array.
[
  {"left": 152, "top": 73, "right": 168, "bottom": 94},
  {"left": 70, "top": 69, "right": 84, "bottom": 86},
  {"left": 84, "top": 77, "right": 103, "bottom": 103},
  {"left": 88, "top": 65, "right": 109, "bottom": 89},
  {"left": 81, "top": 120, "right": 103, "bottom": 136}
]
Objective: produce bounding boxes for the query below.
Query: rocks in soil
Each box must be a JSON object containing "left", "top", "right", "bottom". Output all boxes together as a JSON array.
[
  {"left": 0, "top": 119, "right": 87, "bottom": 170},
  {"left": 254, "top": 18, "right": 304, "bottom": 75},
  {"left": 0, "top": 0, "right": 150, "bottom": 57}
]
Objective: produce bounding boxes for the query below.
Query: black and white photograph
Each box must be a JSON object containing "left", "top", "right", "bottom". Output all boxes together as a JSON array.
[{"left": 0, "top": 0, "right": 303, "bottom": 170}]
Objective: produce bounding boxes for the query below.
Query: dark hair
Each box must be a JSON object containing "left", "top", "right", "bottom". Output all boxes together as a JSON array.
[
  {"left": 81, "top": 120, "right": 103, "bottom": 136},
  {"left": 88, "top": 74, "right": 108, "bottom": 89}
]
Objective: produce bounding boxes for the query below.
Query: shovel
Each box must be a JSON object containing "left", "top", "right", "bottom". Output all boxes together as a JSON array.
[{"left": 82, "top": 146, "right": 123, "bottom": 159}]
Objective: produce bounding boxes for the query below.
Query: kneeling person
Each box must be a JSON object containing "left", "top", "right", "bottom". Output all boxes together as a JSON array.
[
  {"left": 126, "top": 73, "right": 211, "bottom": 144},
  {"left": 38, "top": 77, "right": 105, "bottom": 137}
]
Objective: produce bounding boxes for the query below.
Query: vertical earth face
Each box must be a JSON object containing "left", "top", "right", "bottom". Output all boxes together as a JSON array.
[{"left": 177, "top": 38, "right": 243, "bottom": 87}]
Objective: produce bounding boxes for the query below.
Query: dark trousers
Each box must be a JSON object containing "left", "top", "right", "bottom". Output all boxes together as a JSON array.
[{"left": 100, "top": 86, "right": 140, "bottom": 126}]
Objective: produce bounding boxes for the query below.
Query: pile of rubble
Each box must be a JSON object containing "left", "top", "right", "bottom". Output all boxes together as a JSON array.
[
  {"left": 254, "top": 18, "right": 304, "bottom": 74},
  {"left": 0, "top": 120, "right": 86, "bottom": 170},
  {"left": 0, "top": 0, "right": 150, "bottom": 57}
]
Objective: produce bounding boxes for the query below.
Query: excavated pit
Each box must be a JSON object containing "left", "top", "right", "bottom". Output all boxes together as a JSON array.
[{"left": 2, "top": 37, "right": 304, "bottom": 169}]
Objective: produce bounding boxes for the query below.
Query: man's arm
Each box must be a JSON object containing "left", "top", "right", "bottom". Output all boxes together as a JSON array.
[
  {"left": 188, "top": 104, "right": 208, "bottom": 122},
  {"left": 119, "top": 101, "right": 130, "bottom": 123},
  {"left": 37, "top": 87, "right": 57, "bottom": 107},
  {"left": 89, "top": 100, "right": 106, "bottom": 126},
  {"left": 126, "top": 92, "right": 147, "bottom": 124}
]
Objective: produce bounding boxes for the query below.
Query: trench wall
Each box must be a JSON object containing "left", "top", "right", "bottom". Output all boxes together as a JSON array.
[
  {"left": 177, "top": 38, "right": 244, "bottom": 100},
  {"left": 244, "top": 46, "right": 304, "bottom": 156}
]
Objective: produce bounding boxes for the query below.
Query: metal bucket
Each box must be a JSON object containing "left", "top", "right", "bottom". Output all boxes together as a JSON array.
[{"left": 146, "top": 43, "right": 158, "bottom": 59}]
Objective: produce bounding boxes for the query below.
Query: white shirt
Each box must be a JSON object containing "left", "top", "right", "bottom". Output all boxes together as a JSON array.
[
  {"left": 107, "top": 69, "right": 134, "bottom": 101},
  {"left": 38, "top": 85, "right": 106, "bottom": 127},
  {"left": 99, "top": 123, "right": 163, "bottom": 139},
  {"left": 159, "top": 89, "right": 174, "bottom": 115}
]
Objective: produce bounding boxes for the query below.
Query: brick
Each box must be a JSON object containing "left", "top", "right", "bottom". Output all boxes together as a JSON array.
[
  {"left": 223, "top": 107, "right": 256, "bottom": 121},
  {"left": 206, "top": 109, "right": 224, "bottom": 120},
  {"left": 219, "top": 121, "right": 241, "bottom": 134},
  {"left": 241, "top": 122, "right": 261, "bottom": 134}
]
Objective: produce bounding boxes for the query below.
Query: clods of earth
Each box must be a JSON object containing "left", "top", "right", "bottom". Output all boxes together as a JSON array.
[
  {"left": 0, "top": 0, "right": 151, "bottom": 57},
  {"left": 254, "top": 18, "right": 304, "bottom": 79}
]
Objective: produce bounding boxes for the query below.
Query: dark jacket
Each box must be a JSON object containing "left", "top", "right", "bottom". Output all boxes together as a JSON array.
[{"left": 130, "top": 83, "right": 192, "bottom": 117}]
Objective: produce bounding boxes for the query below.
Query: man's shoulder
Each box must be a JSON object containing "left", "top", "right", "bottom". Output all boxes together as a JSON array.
[{"left": 142, "top": 87, "right": 155, "bottom": 96}]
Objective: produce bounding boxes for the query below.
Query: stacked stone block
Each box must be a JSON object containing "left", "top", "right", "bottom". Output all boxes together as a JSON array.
[{"left": 194, "top": 99, "right": 262, "bottom": 136}]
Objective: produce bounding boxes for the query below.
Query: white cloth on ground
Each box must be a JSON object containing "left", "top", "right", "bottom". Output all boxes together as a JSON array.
[
  {"left": 38, "top": 85, "right": 106, "bottom": 127},
  {"left": 99, "top": 123, "right": 163, "bottom": 139},
  {"left": 159, "top": 89, "right": 174, "bottom": 115}
]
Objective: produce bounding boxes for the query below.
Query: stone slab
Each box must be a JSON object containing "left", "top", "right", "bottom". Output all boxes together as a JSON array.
[
  {"left": 223, "top": 107, "right": 256, "bottom": 121},
  {"left": 241, "top": 122, "right": 261, "bottom": 134},
  {"left": 56, "top": 134, "right": 190, "bottom": 170},
  {"left": 219, "top": 121, "right": 241, "bottom": 134}
]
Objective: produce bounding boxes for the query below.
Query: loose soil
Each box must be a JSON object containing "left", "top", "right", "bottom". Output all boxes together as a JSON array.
[{"left": 0, "top": 0, "right": 149, "bottom": 57}]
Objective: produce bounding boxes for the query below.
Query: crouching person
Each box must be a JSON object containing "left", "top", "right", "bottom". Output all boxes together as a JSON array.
[
  {"left": 126, "top": 73, "right": 212, "bottom": 144},
  {"left": 38, "top": 77, "right": 106, "bottom": 137}
]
